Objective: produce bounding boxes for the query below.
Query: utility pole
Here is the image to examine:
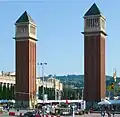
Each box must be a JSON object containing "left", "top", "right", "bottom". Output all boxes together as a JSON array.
[
  {"left": 81, "top": 89, "right": 84, "bottom": 100},
  {"left": 54, "top": 78, "right": 56, "bottom": 100},
  {"left": 59, "top": 79, "right": 61, "bottom": 100}
]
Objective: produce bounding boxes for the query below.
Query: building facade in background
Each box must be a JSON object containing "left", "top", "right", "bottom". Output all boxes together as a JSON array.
[
  {"left": 82, "top": 3, "right": 107, "bottom": 103},
  {"left": 0, "top": 72, "right": 63, "bottom": 101}
]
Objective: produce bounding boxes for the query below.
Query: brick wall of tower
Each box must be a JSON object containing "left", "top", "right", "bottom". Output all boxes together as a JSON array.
[
  {"left": 15, "top": 39, "right": 36, "bottom": 101},
  {"left": 29, "top": 40, "right": 36, "bottom": 99},
  {"left": 16, "top": 40, "right": 29, "bottom": 101},
  {"left": 100, "top": 36, "right": 106, "bottom": 99},
  {"left": 84, "top": 34, "right": 105, "bottom": 101}
]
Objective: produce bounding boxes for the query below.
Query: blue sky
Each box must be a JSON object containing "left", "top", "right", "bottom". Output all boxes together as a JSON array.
[{"left": 0, "top": 0, "right": 120, "bottom": 76}]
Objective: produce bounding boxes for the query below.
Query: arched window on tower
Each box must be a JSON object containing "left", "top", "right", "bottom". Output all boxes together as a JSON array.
[
  {"left": 30, "top": 25, "right": 36, "bottom": 35},
  {"left": 17, "top": 25, "right": 28, "bottom": 33},
  {"left": 101, "top": 19, "right": 105, "bottom": 29},
  {"left": 85, "top": 19, "right": 90, "bottom": 28},
  {"left": 94, "top": 18, "right": 99, "bottom": 28}
]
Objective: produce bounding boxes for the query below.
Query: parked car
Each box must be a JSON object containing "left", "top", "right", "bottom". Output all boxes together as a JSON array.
[
  {"left": 23, "top": 112, "right": 35, "bottom": 117},
  {"left": 22, "top": 111, "right": 41, "bottom": 117}
]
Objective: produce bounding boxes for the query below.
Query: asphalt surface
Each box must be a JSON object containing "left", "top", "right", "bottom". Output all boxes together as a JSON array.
[
  {"left": 1, "top": 109, "right": 120, "bottom": 117},
  {"left": 1, "top": 113, "right": 120, "bottom": 117}
]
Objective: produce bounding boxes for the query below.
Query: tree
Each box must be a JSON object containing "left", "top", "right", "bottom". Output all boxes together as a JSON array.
[
  {"left": 63, "top": 85, "right": 69, "bottom": 99},
  {"left": 48, "top": 88, "right": 53, "bottom": 100},
  {"left": 51, "top": 88, "right": 55, "bottom": 100},
  {"left": 11, "top": 85, "right": 15, "bottom": 99},
  {"left": 6, "top": 84, "right": 10, "bottom": 100},
  {"left": 38, "top": 86, "right": 43, "bottom": 99},
  {"left": 38, "top": 86, "right": 44, "bottom": 99},
  {"left": 44, "top": 87, "right": 47, "bottom": 94},
  {"left": 38, "top": 86, "right": 41, "bottom": 99},
  {"left": 2, "top": 84, "right": 7, "bottom": 99},
  {"left": 8, "top": 84, "right": 14, "bottom": 100},
  {"left": 111, "top": 83, "right": 114, "bottom": 89},
  {"left": 70, "top": 90, "right": 76, "bottom": 100},
  {"left": 47, "top": 88, "right": 50, "bottom": 100},
  {"left": 8, "top": 84, "right": 13, "bottom": 100},
  {"left": 0, "top": 83, "right": 2, "bottom": 99}
]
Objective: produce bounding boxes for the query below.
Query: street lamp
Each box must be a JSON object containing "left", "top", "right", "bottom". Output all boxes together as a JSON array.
[
  {"left": 38, "top": 62, "right": 47, "bottom": 117},
  {"left": 59, "top": 79, "right": 61, "bottom": 100},
  {"left": 81, "top": 88, "right": 84, "bottom": 100}
]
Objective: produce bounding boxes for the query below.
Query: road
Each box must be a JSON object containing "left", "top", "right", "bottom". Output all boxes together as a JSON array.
[
  {"left": 1, "top": 110, "right": 120, "bottom": 117},
  {"left": 1, "top": 113, "right": 120, "bottom": 117}
]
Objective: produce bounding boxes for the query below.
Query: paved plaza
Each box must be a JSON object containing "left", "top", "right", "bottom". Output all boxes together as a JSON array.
[
  {"left": 1, "top": 112, "right": 120, "bottom": 117},
  {"left": 0, "top": 109, "right": 120, "bottom": 117}
]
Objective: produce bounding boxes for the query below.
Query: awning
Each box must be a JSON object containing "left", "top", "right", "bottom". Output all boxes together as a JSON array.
[
  {"left": 109, "top": 100, "right": 120, "bottom": 105},
  {"left": 98, "top": 99, "right": 111, "bottom": 105},
  {"left": 0, "top": 100, "right": 8, "bottom": 103}
]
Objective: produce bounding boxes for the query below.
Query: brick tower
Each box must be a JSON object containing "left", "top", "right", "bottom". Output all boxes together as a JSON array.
[
  {"left": 82, "top": 3, "right": 107, "bottom": 104},
  {"left": 14, "top": 11, "right": 37, "bottom": 108}
]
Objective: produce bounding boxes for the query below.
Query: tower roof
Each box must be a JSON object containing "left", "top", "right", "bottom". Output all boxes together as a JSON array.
[
  {"left": 84, "top": 3, "right": 101, "bottom": 16},
  {"left": 16, "top": 11, "right": 36, "bottom": 24}
]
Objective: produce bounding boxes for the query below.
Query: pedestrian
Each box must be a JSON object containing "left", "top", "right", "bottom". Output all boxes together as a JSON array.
[
  {"left": 101, "top": 111, "right": 105, "bottom": 117},
  {"left": 17, "top": 108, "right": 19, "bottom": 112},
  {"left": 7, "top": 106, "right": 10, "bottom": 112},
  {"left": 112, "top": 112, "right": 115, "bottom": 117},
  {"left": 107, "top": 111, "right": 111, "bottom": 117}
]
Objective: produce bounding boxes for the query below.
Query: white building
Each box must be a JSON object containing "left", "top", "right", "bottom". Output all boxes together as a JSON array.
[{"left": 0, "top": 71, "right": 63, "bottom": 99}]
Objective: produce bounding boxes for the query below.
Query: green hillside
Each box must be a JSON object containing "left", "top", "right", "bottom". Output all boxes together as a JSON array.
[{"left": 56, "top": 75, "right": 120, "bottom": 88}]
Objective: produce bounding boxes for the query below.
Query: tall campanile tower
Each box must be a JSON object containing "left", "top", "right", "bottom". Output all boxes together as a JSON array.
[
  {"left": 14, "top": 11, "right": 37, "bottom": 108},
  {"left": 82, "top": 3, "right": 107, "bottom": 104}
]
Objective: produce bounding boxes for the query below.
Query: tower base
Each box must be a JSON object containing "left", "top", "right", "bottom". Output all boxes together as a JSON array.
[
  {"left": 15, "top": 100, "right": 33, "bottom": 109},
  {"left": 85, "top": 101, "right": 99, "bottom": 110}
]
